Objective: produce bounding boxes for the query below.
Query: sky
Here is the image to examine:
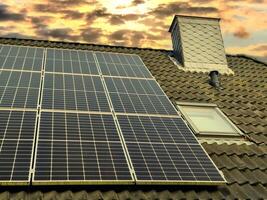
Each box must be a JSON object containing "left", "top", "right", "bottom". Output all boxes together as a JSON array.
[{"left": 0, "top": 0, "right": 267, "bottom": 61}]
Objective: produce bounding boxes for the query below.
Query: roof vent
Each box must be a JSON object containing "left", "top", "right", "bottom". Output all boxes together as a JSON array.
[
  {"left": 209, "top": 70, "right": 222, "bottom": 90},
  {"left": 169, "top": 15, "right": 233, "bottom": 75}
]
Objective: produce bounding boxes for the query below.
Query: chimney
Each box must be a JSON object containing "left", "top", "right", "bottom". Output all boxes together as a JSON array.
[{"left": 169, "top": 15, "right": 233, "bottom": 74}]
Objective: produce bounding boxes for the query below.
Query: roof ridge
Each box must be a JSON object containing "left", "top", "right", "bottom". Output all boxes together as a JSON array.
[
  {"left": 228, "top": 54, "right": 267, "bottom": 66},
  {"left": 0, "top": 37, "right": 169, "bottom": 52}
]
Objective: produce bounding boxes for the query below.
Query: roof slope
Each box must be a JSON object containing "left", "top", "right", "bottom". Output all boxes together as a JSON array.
[{"left": 0, "top": 38, "right": 266, "bottom": 199}]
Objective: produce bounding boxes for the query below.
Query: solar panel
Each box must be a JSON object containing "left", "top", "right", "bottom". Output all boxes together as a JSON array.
[
  {"left": 42, "top": 73, "right": 110, "bottom": 112},
  {"left": 33, "top": 111, "right": 133, "bottom": 184},
  {"left": 104, "top": 77, "right": 178, "bottom": 115},
  {"left": 0, "top": 70, "right": 41, "bottom": 109},
  {"left": 96, "top": 52, "right": 152, "bottom": 78},
  {"left": 0, "top": 45, "right": 44, "bottom": 71},
  {"left": 0, "top": 110, "right": 36, "bottom": 185},
  {"left": 45, "top": 48, "right": 99, "bottom": 75},
  {"left": 117, "top": 115, "right": 224, "bottom": 183},
  {"left": 0, "top": 44, "right": 225, "bottom": 186}
]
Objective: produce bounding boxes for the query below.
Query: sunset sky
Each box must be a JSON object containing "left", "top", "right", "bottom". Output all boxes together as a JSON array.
[{"left": 0, "top": 0, "right": 267, "bottom": 61}]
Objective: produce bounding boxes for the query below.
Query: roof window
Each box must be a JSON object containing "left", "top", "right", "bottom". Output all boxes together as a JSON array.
[{"left": 177, "top": 102, "right": 242, "bottom": 137}]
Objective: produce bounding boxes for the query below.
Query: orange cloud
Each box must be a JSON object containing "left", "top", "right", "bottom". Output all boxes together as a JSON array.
[
  {"left": 0, "top": 0, "right": 266, "bottom": 60},
  {"left": 233, "top": 27, "right": 250, "bottom": 39}
]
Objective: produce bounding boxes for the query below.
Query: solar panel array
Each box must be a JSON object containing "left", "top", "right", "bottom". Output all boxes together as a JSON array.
[{"left": 0, "top": 44, "right": 225, "bottom": 185}]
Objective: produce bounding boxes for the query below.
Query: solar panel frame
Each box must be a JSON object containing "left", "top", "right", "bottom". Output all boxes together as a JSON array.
[
  {"left": 41, "top": 72, "right": 111, "bottom": 112},
  {"left": 115, "top": 114, "right": 225, "bottom": 185},
  {"left": 32, "top": 111, "right": 135, "bottom": 185},
  {"left": 45, "top": 48, "right": 99, "bottom": 75},
  {"left": 0, "top": 44, "right": 225, "bottom": 186},
  {"left": 103, "top": 76, "right": 179, "bottom": 115},
  {"left": 0, "top": 110, "right": 38, "bottom": 185},
  {"left": 0, "top": 45, "right": 44, "bottom": 72},
  {"left": 95, "top": 52, "right": 153, "bottom": 78},
  {"left": 93, "top": 52, "right": 225, "bottom": 185},
  {"left": 0, "top": 70, "right": 42, "bottom": 109}
]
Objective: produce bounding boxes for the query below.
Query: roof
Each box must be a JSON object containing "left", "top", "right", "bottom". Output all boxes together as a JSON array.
[{"left": 0, "top": 37, "right": 266, "bottom": 199}]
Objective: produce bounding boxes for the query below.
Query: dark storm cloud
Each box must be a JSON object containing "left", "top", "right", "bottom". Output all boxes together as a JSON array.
[
  {"left": 0, "top": 3, "right": 25, "bottom": 21},
  {"left": 233, "top": 27, "right": 250, "bottom": 39},
  {"left": 149, "top": 2, "right": 218, "bottom": 18},
  {"left": 80, "top": 27, "right": 104, "bottom": 43}
]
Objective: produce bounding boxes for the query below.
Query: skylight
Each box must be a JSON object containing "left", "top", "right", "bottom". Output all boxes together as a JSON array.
[{"left": 177, "top": 102, "right": 242, "bottom": 136}]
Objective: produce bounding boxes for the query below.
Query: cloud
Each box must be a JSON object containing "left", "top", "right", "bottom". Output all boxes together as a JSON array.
[
  {"left": 34, "top": 0, "right": 89, "bottom": 11},
  {"left": 86, "top": 8, "right": 110, "bottom": 22},
  {"left": 33, "top": 0, "right": 91, "bottom": 15},
  {"left": 36, "top": 28, "right": 79, "bottom": 41},
  {"left": 34, "top": 3, "right": 58, "bottom": 13},
  {"left": 0, "top": 32, "right": 34, "bottom": 39},
  {"left": 233, "top": 27, "right": 250, "bottom": 39},
  {"left": 131, "top": 0, "right": 145, "bottom": 6},
  {"left": 109, "top": 29, "right": 145, "bottom": 46},
  {"left": 252, "top": 44, "right": 267, "bottom": 51},
  {"left": 116, "top": 0, "right": 145, "bottom": 9},
  {"left": 86, "top": 8, "right": 142, "bottom": 25},
  {"left": 51, "top": 0, "right": 90, "bottom": 6},
  {"left": 0, "top": 3, "right": 25, "bottom": 21},
  {"left": 109, "top": 29, "right": 164, "bottom": 47},
  {"left": 30, "top": 16, "right": 50, "bottom": 30},
  {"left": 109, "top": 14, "right": 142, "bottom": 25},
  {"left": 80, "top": 27, "right": 104, "bottom": 43},
  {"left": 63, "top": 10, "right": 85, "bottom": 19},
  {"left": 189, "top": 0, "right": 214, "bottom": 3},
  {"left": 109, "top": 15, "right": 125, "bottom": 25},
  {"left": 149, "top": 2, "right": 218, "bottom": 18}
]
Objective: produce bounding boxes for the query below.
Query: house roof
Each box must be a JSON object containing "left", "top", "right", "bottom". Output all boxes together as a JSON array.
[{"left": 0, "top": 37, "right": 266, "bottom": 199}]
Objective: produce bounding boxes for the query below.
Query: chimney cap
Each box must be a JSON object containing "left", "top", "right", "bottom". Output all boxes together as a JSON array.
[{"left": 168, "top": 15, "right": 221, "bottom": 33}]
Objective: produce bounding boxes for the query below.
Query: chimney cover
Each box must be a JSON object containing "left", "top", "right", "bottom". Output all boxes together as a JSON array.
[{"left": 169, "top": 15, "right": 233, "bottom": 75}]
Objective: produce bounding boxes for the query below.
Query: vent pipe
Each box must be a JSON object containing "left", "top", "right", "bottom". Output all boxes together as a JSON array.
[{"left": 209, "top": 70, "right": 221, "bottom": 90}]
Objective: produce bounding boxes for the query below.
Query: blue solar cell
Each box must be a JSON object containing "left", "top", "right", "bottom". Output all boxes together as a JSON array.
[
  {"left": 34, "top": 112, "right": 133, "bottom": 183},
  {"left": 45, "top": 49, "right": 99, "bottom": 75},
  {"left": 0, "top": 71, "right": 41, "bottom": 109},
  {"left": 96, "top": 52, "right": 152, "bottom": 78},
  {"left": 42, "top": 73, "right": 110, "bottom": 112},
  {"left": 117, "top": 115, "right": 225, "bottom": 183},
  {"left": 0, "top": 110, "right": 36, "bottom": 183},
  {"left": 0, "top": 45, "right": 44, "bottom": 71}
]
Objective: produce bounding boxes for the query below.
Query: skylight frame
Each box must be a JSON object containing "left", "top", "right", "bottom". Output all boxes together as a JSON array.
[{"left": 176, "top": 102, "right": 243, "bottom": 137}]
